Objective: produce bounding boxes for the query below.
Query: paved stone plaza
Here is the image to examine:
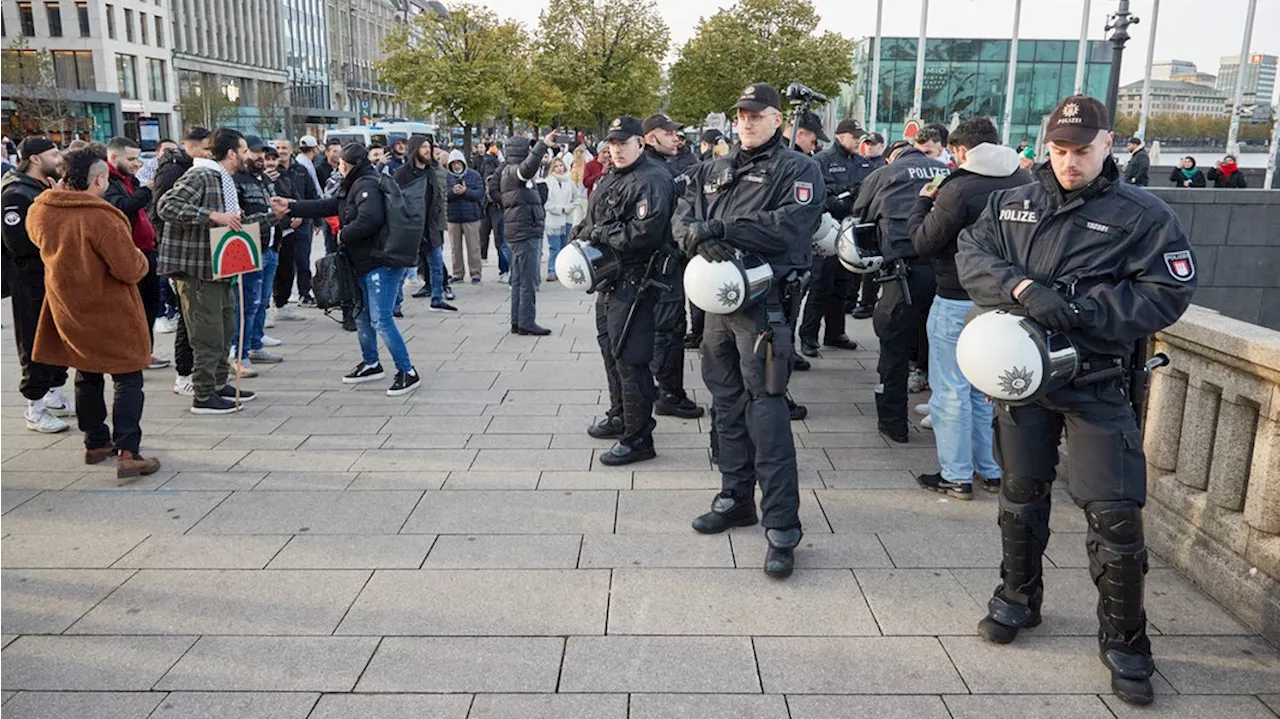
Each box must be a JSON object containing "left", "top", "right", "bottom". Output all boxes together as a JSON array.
[{"left": 2, "top": 269, "right": 1279, "bottom": 718}]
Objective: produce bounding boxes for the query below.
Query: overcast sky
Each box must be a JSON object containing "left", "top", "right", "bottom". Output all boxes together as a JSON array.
[{"left": 483, "top": 0, "right": 1278, "bottom": 104}]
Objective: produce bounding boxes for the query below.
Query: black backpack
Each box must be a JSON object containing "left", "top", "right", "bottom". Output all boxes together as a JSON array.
[
  {"left": 373, "top": 173, "right": 426, "bottom": 268},
  {"left": 312, "top": 249, "right": 362, "bottom": 322}
]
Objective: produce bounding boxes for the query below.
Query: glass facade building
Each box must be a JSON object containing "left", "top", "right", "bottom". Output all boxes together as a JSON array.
[
  {"left": 843, "top": 37, "right": 1113, "bottom": 144},
  {"left": 284, "top": 0, "right": 332, "bottom": 112}
]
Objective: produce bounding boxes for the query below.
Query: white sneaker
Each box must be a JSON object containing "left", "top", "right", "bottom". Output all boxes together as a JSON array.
[
  {"left": 913, "top": 403, "right": 930, "bottom": 417},
  {"left": 43, "top": 387, "right": 73, "bottom": 417},
  {"left": 173, "top": 375, "right": 195, "bottom": 397},
  {"left": 920, "top": 415, "right": 933, "bottom": 430},
  {"left": 274, "top": 307, "right": 304, "bottom": 321},
  {"left": 25, "top": 405, "right": 69, "bottom": 433},
  {"left": 260, "top": 334, "right": 282, "bottom": 347},
  {"left": 231, "top": 359, "right": 259, "bottom": 378},
  {"left": 263, "top": 314, "right": 276, "bottom": 328},
  {"left": 498, "top": 272, "right": 510, "bottom": 285},
  {"left": 154, "top": 316, "right": 179, "bottom": 334}
]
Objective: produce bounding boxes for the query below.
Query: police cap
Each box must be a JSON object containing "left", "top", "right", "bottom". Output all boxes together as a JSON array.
[
  {"left": 1044, "top": 95, "right": 1109, "bottom": 146},
  {"left": 798, "top": 111, "right": 829, "bottom": 142},
  {"left": 606, "top": 115, "right": 644, "bottom": 141},
  {"left": 642, "top": 113, "right": 683, "bottom": 135},
  {"left": 734, "top": 83, "right": 782, "bottom": 113}
]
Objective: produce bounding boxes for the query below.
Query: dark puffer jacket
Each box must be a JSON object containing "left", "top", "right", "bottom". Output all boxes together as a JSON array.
[
  {"left": 287, "top": 161, "right": 387, "bottom": 276},
  {"left": 148, "top": 149, "right": 193, "bottom": 239},
  {"left": 444, "top": 149, "right": 485, "bottom": 223},
  {"left": 499, "top": 137, "right": 550, "bottom": 243}
]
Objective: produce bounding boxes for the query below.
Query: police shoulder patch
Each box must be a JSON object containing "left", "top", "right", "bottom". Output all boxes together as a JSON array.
[
  {"left": 1163, "top": 250, "right": 1195, "bottom": 282},
  {"left": 794, "top": 181, "right": 813, "bottom": 205},
  {"left": 635, "top": 198, "right": 648, "bottom": 220},
  {"left": 3, "top": 210, "right": 20, "bottom": 227}
]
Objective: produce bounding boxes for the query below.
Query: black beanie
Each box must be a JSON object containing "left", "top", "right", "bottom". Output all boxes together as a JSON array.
[{"left": 341, "top": 142, "right": 369, "bottom": 166}]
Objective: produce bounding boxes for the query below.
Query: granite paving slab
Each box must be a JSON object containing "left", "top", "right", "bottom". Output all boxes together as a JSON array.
[
  {"left": 467, "top": 693, "right": 628, "bottom": 719},
  {"left": 155, "top": 636, "right": 380, "bottom": 691},
  {"left": 399, "top": 490, "right": 617, "bottom": 534},
  {"left": 1, "top": 635, "right": 196, "bottom": 690},
  {"left": 0, "top": 490, "right": 230, "bottom": 535},
  {"left": 786, "top": 695, "right": 952, "bottom": 719},
  {"left": 1, "top": 569, "right": 136, "bottom": 634},
  {"left": 307, "top": 694, "right": 472, "bottom": 719},
  {"left": 112, "top": 535, "right": 290, "bottom": 569},
  {"left": 0, "top": 691, "right": 167, "bottom": 719},
  {"left": 421, "top": 534, "right": 580, "bottom": 569},
  {"left": 628, "top": 694, "right": 790, "bottom": 719},
  {"left": 753, "top": 637, "right": 968, "bottom": 694},
  {"left": 148, "top": 692, "right": 320, "bottom": 719},
  {"left": 187, "top": 490, "right": 421, "bottom": 534},
  {"left": 0, "top": 532, "right": 149, "bottom": 568},
  {"left": 559, "top": 636, "right": 760, "bottom": 693},
  {"left": 942, "top": 694, "right": 1116, "bottom": 718},
  {"left": 354, "top": 637, "right": 565, "bottom": 692}
]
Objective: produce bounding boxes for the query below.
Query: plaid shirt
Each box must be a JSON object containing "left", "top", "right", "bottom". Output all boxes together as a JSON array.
[{"left": 156, "top": 165, "right": 273, "bottom": 280}]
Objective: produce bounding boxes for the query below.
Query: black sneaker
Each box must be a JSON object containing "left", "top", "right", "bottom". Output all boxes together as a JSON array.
[
  {"left": 216, "top": 385, "right": 257, "bottom": 402},
  {"left": 851, "top": 305, "right": 874, "bottom": 319},
  {"left": 412, "top": 286, "right": 430, "bottom": 298},
  {"left": 343, "top": 362, "right": 386, "bottom": 384},
  {"left": 516, "top": 324, "right": 552, "bottom": 336},
  {"left": 917, "top": 472, "right": 973, "bottom": 500},
  {"left": 977, "top": 475, "right": 1001, "bottom": 493},
  {"left": 429, "top": 301, "right": 458, "bottom": 312},
  {"left": 191, "top": 394, "right": 240, "bottom": 415},
  {"left": 655, "top": 395, "right": 704, "bottom": 419},
  {"left": 298, "top": 295, "right": 317, "bottom": 308},
  {"left": 387, "top": 369, "right": 421, "bottom": 396},
  {"left": 787, "top": 395, "right": 808, "bottom": 421},
  {"left": 587, "top": 415, "right": 624, "bottom": 439},
  {"left": 444, "top": 286, "right": 456, "bottom": 301},
  {"left": 393, "top": 308, "right": 404, "bottom": 318},
  {"left": 792, "top": 353, "right": 810, "bottom": 371}
]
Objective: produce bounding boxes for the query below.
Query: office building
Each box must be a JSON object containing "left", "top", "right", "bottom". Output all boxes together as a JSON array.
[
  {"left": 1217, "top": 53, "right": 1277, "bottom": 120},
  {"left": 1, "top": 0, "right": 180, "bottom": 144},
  {"left": 283, "top": 0, "right": 353, "bottom": 133},
  {"left": 1117, "top": 79, "right": 1229, "bottom": 118},
  {"left": 326, "top": 0, "right": 421, "bottom": 123},
  {"left": 1151, "top": 59, "right": 1197, "bottom": 81}
]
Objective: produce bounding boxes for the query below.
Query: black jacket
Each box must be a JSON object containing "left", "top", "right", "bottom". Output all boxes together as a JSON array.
[
  {"left": 956, "top": 158, "right": 1196, "bottom": 359},
  {"left": 150, "top": 149, "right": 194, "bottom": 239},
  {"left": 1168, "top": 167, "right": 1206, "bottom": 188},
  {"left": 668, "top": 146, "right": 697, "bottom": 176},
  {"left": 575, "top": 152, "right": 675, "bottom": 272},
  {"left": 289, "top": 162, "right": 386, "bottom": 276},
  {"left": 812, "top": 142, "right": 876, "bottom": 219},
  {"left": 852, "top": 147, "right": 950, "bottom": 261},
  {"left": 267, "top": 169, "right": 298, "bottom": 251},
  {"left": 316, "top": 159, "right": 337, "bottom": 191},
  {"left": 676, "top": 130, "right": 824, "bottom": 278},
  {"left": 394, "top": 149, "right": 447, "bottom": 247},
  {"left": 1123, "top": 148, "right": 1150, "bottom": 186},
  {"left": 906, "top": 144, "right": 1033, "bottom": 300},
  {"left": 104, "top": 171, "right": 154, "bottom": 228},
  {"left": 499, "top": 138, "right": 551, "bottom": 243},
  {"left": 1, "top": 170, "right": 51, "bottom": 276},
  {"left": 1206, "top": 166, "right": 1248, "bottom": 188},
  {"left": 233, "top": 169, "right": 290, "bottom": 251}
]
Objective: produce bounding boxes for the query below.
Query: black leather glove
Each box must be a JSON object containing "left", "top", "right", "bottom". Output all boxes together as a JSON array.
[
  {"left": 1017, "top": 283, "right": 1081, "bottom": 332},
  {"left": 824, "top": 193, "right": 853, "bottom": 218},
  {"left": 697, "top": 239, "right": 737, "bottom": 263},
  {"left": 682, "top": 219, "right": 725, "bottom": 257}
]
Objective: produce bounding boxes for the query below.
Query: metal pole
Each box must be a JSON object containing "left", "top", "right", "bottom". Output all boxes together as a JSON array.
[
  {"left": 1104, "top": 0, "right": 1137, "bottom": 127},
  {"left": 1136, "top": 0, "right": 1159, "bottom": 140},
  {"left": 1226, "top": 0, "right": 1258, "bottom": 155},
  {"left": 868, "top": 0, "right": 883, "bottom": 132},
  {"left": 910, "top": 0, "right": 927, "bottom": 122},
  {"left": 1000, "top": 0, "right": 1022, "bottom": 145},
  {"left": 1265, "top": 112, "right": 1278, "bottom": 190},
  {"left": 1073, "top": 0, "right": 1092, "bottom": 94}
]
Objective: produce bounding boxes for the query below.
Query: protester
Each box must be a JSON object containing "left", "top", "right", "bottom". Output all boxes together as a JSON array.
[
  {"left": 502, "top": 133, "right": 559, "bottom": 335},
  {"left": 271, "top": 140, "right": 305, "bottom": 320},
  {"left": 255, "top": 144, "right": 293, "bottom": 345},
  {"left": 584, "top": 143, "right": 611, "bottom": 196},
  {"left": 137, "top": 137, "right": 177, "bottom": 185},
  {"left": 104, "top": 136, "right": 169, "bottom": 371},
  {"left": 316, "top": 138, "right": 341, "bottom": 194},
  {"left": 386, "top": 138, "right": 408, "bottom": 175},
  {"left": 480, "top": 144, "right": 510, "bottom": 281},
  {"left": 1207, "top": 154, "right": 1247, "bottom": 188},
  {"left": 275, "top": 142, "right": 422, "bottom": 395},
  {"left": 290, "top": 135, "right": 325, "bottom": 305},
  {"left": 913, "top": 126, "right": 946, "bottom": 160},
  {"left": 27, "top": 146, "right": 160, "bottom": 477},
  {"left": 1169, "top": 156, "right": 1206, "bottom": 188},
  {"left": 2, "top": 136, "right": 72, "bottom": 432},
  {"left": 228, "top": 136, "right": 286, "bottom": 378},
  {"left": 1123, "top": 136, "right": 1150, "bottom": 186},
  {"left": 442, "top": 149, "right": 485, "bottom": 284},
  {"left": 157, "top": 128, "right": 273, "bottom": 414},
  {"left": 543, "top": 156, "right": 575, "bottom": 282},
  {"left": 398, "top": 135, "right": 456, "bottom": 311}
]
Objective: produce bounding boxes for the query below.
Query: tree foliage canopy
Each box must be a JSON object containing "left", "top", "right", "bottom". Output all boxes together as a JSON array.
[
  {"left": 536, "top": 0, "right": 670, "bottom": 134},
  {"left": 666, "top": 0, "right": 856, "bottom": 125},
  {"left": 1113, "top": 113, "right": 1272, "bottom": 145}
]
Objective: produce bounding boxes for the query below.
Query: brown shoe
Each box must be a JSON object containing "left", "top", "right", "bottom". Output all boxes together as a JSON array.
[
  {"left": 117, "top": 451, "right": 161, "bottom": 479},
  {"left": 85, "top": 446, "right": 115, "bottom": 465}
]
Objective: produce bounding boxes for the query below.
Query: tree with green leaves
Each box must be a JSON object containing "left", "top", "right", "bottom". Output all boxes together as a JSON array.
[
  {"left": 377, "top": 3, "right": 518, "bottom": 152},
  {"left": 176, "top": 74, "right": 238, "bottom": 132},
  {"left": 2, "top": 37, "right": 72, "bottom": 140},
  {"left": 536, "top": 0, "right": 669, "bottom": 135},
  {"left": 495, "top": 24, "right": 568, "bottom": 133},
  {"left": 666, "top": 0, "right": 856, "bottom": 125}
]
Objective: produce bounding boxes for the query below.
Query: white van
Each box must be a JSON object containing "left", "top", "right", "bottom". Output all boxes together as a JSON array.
[{"left": 323, "top": 121, "right": 440, "bottom": 148}]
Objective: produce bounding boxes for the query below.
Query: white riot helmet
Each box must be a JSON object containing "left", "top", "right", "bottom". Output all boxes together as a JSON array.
[
  {"left": 555, "top": 239, "right": 620, "bottom": 293},
  {"left": 684, "top": 251, "right": 774, "bottom": 315},
  {"left": 836, "top": 216, "right": 883, "bottom": 274},
  {"left": 957, "top": 310, "right": 1079, "bottom": 405},
  {"left": 812, "top": 213, "right": 839, "bottom": 258}
]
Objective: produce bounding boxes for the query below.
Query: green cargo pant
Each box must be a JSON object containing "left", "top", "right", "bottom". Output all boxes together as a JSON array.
[{"left": 174, "top": 276, "right": 234, "bottom": 401}]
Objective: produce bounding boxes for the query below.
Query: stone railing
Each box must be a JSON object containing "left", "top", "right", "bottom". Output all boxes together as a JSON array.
[{"left": 1143, "top": 304, "right": 1280, "bottom": 644}]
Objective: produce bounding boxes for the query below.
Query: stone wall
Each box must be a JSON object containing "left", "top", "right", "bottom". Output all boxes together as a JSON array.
[
  {"left": 1146, "top": 188, "right": 1280, "bottom": 330},
  {"left": 1144, "top": 305, "right": 1280, "bottom": 644}
]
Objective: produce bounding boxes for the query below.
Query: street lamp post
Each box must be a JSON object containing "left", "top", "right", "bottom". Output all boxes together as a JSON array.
[
  {"left": 1226, "top": 0, "right": 1258, "bottom": 155},
  {"left": 1103, "top": 0, "right": 1138, "bottom": 127}
]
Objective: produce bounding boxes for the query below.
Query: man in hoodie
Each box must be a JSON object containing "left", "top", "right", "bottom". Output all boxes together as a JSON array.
[
  {"left": 906, "top": 117, "right": 1032, "bottom": 500},
  {"left": 1122, "top": 137, "right": 1150, "bottom": 186},
  {"left": 397, "top": 135, "right": 456, "bottom": 311},
  {"left": 501, "top": 133, "right": 561, "bottom": 335},
  {"left": 104, "top": 136, "right": 168, "bottom": 370},
  {"left": 2, "top": 136, "right": 72, "bottom": 433},
  {"left": 386, "top": 138, "right": 408, "bottom": 175},
  {"left": 445, "top": 149, "right": 486, "bottom": 283}
]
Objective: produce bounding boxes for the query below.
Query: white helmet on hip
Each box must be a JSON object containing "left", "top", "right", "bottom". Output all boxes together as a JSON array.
[
  {"left": 812, "top": 213, "right": 839, "bottom": 258},
  {"left": 836, "top": 216, "right": 883, "bottom": 274},
  {"left": 684, "top": 251, "right": 774, "bottom": 315},
  {"left": 956, "top": 310, "right": 1079, "bottom": 405}
]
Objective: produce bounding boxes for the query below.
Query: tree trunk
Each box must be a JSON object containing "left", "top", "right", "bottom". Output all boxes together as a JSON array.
[{"left": 462, "top": 124, "right": 473, "bottom": 158}]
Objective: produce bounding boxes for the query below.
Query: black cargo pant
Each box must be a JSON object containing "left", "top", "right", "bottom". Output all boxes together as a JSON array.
[
  {"left": 651, "top": 283, "right": 688, "bottom": 403},
  {"left": 76, "top": 370, "right": 144, "bottom": 454},
  {"left": 702, "top": 301, "right": 800, "bottom": 530},
  {"left": 849, "top": 272, "right": 878, "bottom": 312},
  {"left": 991, "top": 380, "right": 1150, "bottom": 656},
  {"left": 799, "top": 255, "right": 850, "bottom": 345},
  {"left": 10, "top": 272, "right": 68, "bottom": 401},
  {"left": 871, "top": 262, "right": 935, "bottom": 434},
  {"left": 596, "top": 277, "right": 657, "bottom": 445},
  {"left": 138, "top": 250, "right": 160, "bottom": 350}
]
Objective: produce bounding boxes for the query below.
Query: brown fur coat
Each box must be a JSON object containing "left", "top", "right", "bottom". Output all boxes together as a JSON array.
[{"left": 27, "top": 189, "right": 150, "bottom": 374}]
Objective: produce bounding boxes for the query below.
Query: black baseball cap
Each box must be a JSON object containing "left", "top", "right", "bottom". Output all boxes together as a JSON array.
[
  {"left": 1127, "top": 136, "right": 1143, "bottom": 145},
  {"left": 699, "top": 129, "right": 724, "bottom": 145},
  {"left": 244, "top": 134, "right": 268, "bottom": 151},
  {"left": 642, "top": 113, "right": 682, "bottom": 135},
  {"left": 835, "top": 119, "right": 864, "bottom": 137},
  {"left": 798, "top": 111, "right": 829, "bottom": 143},
  {"left": 606, "top": 115, "right": 644, "bottom": 141},
  {"left": 18, "top": 136, "right": 57, "bottom": 159},
  {"left": 1044, "top": 95, "right": 1110, "bottom": 146},
  {"left": 862, "top": 132, "right": 885, "bottom": 145},
  {"left": 734, "top": 82, "right": 782, "bottom": 113},
  {"left": 262, "top": 145, "right": 279, "bottom": 158}
]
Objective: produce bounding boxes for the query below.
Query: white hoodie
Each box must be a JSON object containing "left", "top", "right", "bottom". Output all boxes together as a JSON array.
[
  {"left": 543, "top": 171, "right": 576, "bottom": 229},
  {"left": 959, "top": 142, "right": 1021, "bottom": 177}
]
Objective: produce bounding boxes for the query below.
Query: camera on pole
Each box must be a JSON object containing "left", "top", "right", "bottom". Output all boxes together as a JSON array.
[{"left": 785, "top": 83, "right": 827, "bottom": 105}]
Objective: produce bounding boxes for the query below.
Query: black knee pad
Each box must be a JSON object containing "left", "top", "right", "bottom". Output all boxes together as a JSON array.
[
  {"left": 1085, "top": 501, "right": 1144, "bottom": 546},
  {"left": 1000, "top": 475, "right": 1051, "bottom": 506}
]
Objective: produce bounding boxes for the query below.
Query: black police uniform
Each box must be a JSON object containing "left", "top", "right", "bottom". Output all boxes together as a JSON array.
[
  {"left": 851, "top": 147, "right": 949, "bottom": 440},
  {"left": 800, "top": 142, "right": 875, "bottom": 350},
  {"left": 578, "top": 149, "right": 675, "bottom": 461},
  {"left": 677, "top": 126, "right": 823, "bottom": 572},
  {"left": 2, "top": 170, "right": 69, "bottom": 401},
  {"left": 956, "top": 157, "right": 1196, "bottom": 697}
]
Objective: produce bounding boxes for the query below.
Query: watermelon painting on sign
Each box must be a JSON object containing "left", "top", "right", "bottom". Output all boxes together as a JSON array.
[{"left": 210, "top": 224, "right": 262, "bottom": 279}]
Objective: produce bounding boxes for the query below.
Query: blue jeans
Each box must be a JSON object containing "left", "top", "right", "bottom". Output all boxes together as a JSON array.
[
  {"left": 231, "top": 267, "right": 263, "bottom": 360},
  {"left": 252, "top": 249, "right": 279, "bottom": 351},
  {"left": 547, "top": 223, "right": 570, "bottom": 275},
  {"left": 927, "top": 297, "right": 1002, "bottom": 483},
  {"left": 491, "top": 209, "right": 510, "bottom": 274},
  {"left": 427, "top": 243, "right": 444, "bottom": 303},
  {"left": 356, "top": 266, "right": 414, "bottom": 373}
]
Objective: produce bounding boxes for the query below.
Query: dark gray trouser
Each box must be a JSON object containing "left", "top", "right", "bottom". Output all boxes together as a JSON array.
[
  {"left": 992, "top": 381, "right": 1150, "bottom": 654},
  {"left": 596, "top": 278, "right": 657, "bottom": 445},
  {"left": 508, "top": 238, "right": 539, "bottom": 329},
  {"left": 872, "top": 263, "right": 935, "bottom": 434},
  {"left": 701, "top": 303, "right": 800, "bottom": 529},
  {"left": 174, "top": 276, "right": 233, "bottom": 401},
  {"left": 75, "top": 370, "right": 144, "bottom": 454},
  {"left": 651, "top": 294, "right": 687, "bottom": 401},
  {"left": 799, "top": 255, "right": 849, "bottom": 345}
]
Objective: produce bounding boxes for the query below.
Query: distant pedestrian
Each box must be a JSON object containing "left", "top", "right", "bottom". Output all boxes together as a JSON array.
[
  {"left": 445, "top": 149, "right": 486, "bottom": 283},
  {"left": 1168, "top": 156, "right": 1206, "bottom": 188},
  {"left": 542, "top": 157, "right": 575, "bottom": 282},
  {"left": 501, "top": 133, "right": 562, "bottom": 335},
  {"left": 1123, "top": 137, "right": 1150, "bottom": 186},
  {"left": 1206, "top": 154, "right": 1247, "bottom": 188}
]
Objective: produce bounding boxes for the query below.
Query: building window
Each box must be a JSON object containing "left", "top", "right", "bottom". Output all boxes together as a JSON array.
[
  {"left": 1, "top": 49, "right": 41, "bottom": 84},
  {"left": 45, "top": 2, "right": 62, "bottom": 37},
  {"left": 105, "top": 4, "right": 115, "bottom": 38},
  {"left": 139, "top": 12, "right": 147, "bottom": 44},
  {"left": 154, "top": 15, "right": 162, "bottom": 47},
  {"left": 147, "top": 58, "right": 167, "bottom": 102},
  {"left": 18, "top": 3, "right": 36, "bottom": 36},
  {"left": 52, "top": 50, "right": 95, "bottom": 90},
  {"left": 116, "top": 53, "right": 138, "bottom": 98},
  {"left": 124, "top": 8, "right": 133, "bottom": 42},
  {"left": 76, "top": 1, "right": 89, "bottom": 36}
]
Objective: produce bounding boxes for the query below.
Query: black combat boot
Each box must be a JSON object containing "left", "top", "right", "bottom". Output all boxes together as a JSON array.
[
  {"left": 1088, "top": 502, "right": 1155, "bottom": 706},
  {"left": 598, "top": 435, "right": 656, "bottom": 466},
  {"left": 692, "top": 491, "right": 758, "bottom": 534},
  {"left": 587, "top": 414, "right": 624, "bottom": 439},
  {"left": 763, "top": 526, "right": 803, "bottom": 578},
  {"left": 978, "top": 487, "right": 1050, "bottom": 644}
]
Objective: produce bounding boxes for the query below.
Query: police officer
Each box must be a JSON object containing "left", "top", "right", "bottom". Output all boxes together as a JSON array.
[
  {"left": 800, "top": 119, "right": 875, "bottom": 356},
  {"left": 580, "top": 116, "right": 676, "bottom": 465},
  {"left": 849, "top": 132, "right": 888, "bottom": 318},
  {"left": 956, "top": 95, "right": 1196, "bottom": 706},
  {"left": 678, "top": 82, "right": 824, "bottom": 578},
  {"left": 641, "top": 112, "right": 703, "bottom": 420},
  {"left": 851, "top": 139, "right": 949, "bottom": 443}
]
